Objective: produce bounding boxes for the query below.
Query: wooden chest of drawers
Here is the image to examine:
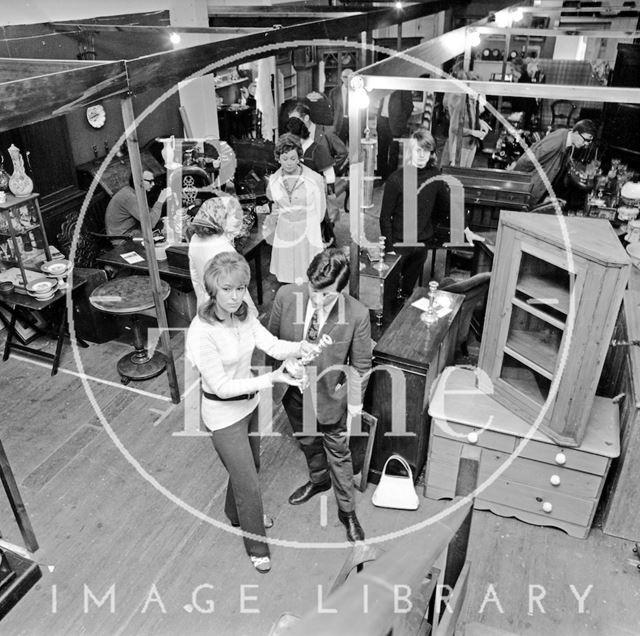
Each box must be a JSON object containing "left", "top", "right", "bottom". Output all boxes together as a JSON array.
[{"left": 425, "top": 367, "right": 620, "bottom": 539}]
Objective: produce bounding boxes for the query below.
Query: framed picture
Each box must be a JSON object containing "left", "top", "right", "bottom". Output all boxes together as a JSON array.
[{"left": 292, "top": 45, "right": 316, "bottom": 70}]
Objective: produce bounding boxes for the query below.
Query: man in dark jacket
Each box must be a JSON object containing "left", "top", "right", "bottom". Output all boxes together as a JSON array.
[{"left": 376, "top": 90, "right": 415, "bottom": 181}]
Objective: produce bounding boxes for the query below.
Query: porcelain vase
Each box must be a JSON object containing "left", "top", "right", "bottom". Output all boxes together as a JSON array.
[{"left": 8, "top": 144, "right": 33, "bottom": 198}]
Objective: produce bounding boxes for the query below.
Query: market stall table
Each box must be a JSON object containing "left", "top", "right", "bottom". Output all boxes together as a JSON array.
[
  {"left": 0, "top": 275, "right": 88, "bottom": 376},
  {"left": 89, "top": 275, "right": 171, "bottom": 384},
  {"left": 96, "top": 222, "right": 266, "bottom": 305}
]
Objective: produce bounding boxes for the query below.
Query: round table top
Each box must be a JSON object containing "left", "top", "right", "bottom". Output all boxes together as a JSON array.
[{"left": 89, "top": 275, "right": 171, "bottom": 314}]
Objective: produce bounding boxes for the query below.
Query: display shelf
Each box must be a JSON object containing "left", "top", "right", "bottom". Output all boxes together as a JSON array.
[
  {"left": 511, "top": 297, "right": 565, "bottom": 330},
  {"left": 479, "top": 212, "right": 629, "bottom": 447},
  {"left": 505, "top": 328, "right": 558, "bottom": 379},
  {"left": 516, "top": 272, "right": 571, "bottom": 315},
  {"left": 0, "top": 194, "right": 51, "bottom": 286}
]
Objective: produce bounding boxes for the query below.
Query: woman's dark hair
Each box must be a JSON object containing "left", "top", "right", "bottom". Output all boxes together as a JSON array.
[
  {"left": 412, "top": 126, "right": 438, "bottom": 168},
  {"left": 198, "top": 251, "right": 250, "bottom": 324},
  {"left": 291, "top": 102, "right": 311, "bottom": 119},
  {"left": 307, "top": 248, "right": 350, "bottom": 292},
  {"left": 286, "top": 116, "right": 311, "bottom": 140},
  {"left": 274, "top": 133, "right": 303, "bottom": 160}
]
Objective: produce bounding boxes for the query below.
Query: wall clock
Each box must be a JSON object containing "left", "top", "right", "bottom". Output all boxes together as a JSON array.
[{"left": 86, "top": 104, "right": 106, "bottom": 129}]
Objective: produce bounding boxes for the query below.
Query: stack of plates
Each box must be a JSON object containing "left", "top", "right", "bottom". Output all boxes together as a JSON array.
[
  {"left": 41, "top": 259, "right": 72, "bottom": 278},
  {"left": 26, "top": 277, "right": 58, "bottom": 301}
]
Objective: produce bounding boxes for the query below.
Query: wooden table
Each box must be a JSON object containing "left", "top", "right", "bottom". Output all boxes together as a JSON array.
[
  {"left": 96, "top": 223, "right": 266, "bottom": 305},
  {"left": 89, "top": 275, "right": 171, "bottom": 384},
  {"left": 364, "top": 286, "right": 463, "bottom": 483},
  {"left": 0, "top": 275, "right": 88, "bottom": 375}
]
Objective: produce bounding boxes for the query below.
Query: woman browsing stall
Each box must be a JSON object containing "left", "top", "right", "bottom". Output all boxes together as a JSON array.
[
  {"left": 186, "top": 251, "right": 317, "bottom": 573},
  {"left": 265, "top": 134, "right": 325, "bottom": 283},
  {"left": 188, "top": 194, "right": 256, "bottom": 313}
]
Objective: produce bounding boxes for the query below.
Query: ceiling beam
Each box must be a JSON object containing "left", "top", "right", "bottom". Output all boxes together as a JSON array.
[{"left": 125, "top": 0, "right": 461, "bottom": 95}]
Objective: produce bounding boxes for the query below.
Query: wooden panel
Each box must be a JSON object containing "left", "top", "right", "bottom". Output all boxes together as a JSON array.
[
  {"left": 519, "top": 440, "right": 609, "bottom": 475},
  {"left": 0, "top": 62, "right": 127, "bottom": 134},
  {"left": 478, "top": 479, "right": 595, "bottom": 526},
  {"left": 431, "top": 419, "right": 516, "bottom": 454},
  {"left": 479, "top": 450, "right": 603, "bottom": 499},
  {"left": 601, "top": 290, "right": 640, "bottom": 540}
]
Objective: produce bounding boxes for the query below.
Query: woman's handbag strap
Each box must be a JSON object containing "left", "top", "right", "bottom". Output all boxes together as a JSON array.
[{"left": 380, "top": 454, "right": 414, "bottom": 480}]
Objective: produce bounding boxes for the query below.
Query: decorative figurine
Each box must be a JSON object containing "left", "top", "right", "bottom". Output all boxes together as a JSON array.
[{"left": 7, "top": 144, "right": 33, "bottom": 198}]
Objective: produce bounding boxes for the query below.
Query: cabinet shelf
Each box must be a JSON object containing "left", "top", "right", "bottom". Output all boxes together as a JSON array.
[
  {"left": 516, "top": 273, "right": 571, "bottom": 315},
  {"left": 512, "top": 297, "right": 565, "bottom": 330},
  {"left": 504, "top": 329, "right": 557, "bottom": 379},
  {"left": 501, "top": 353, "right": 550, "bottom": 405},
  {"left": 0, "top": 224, "right": 40, "bottom": 237}
]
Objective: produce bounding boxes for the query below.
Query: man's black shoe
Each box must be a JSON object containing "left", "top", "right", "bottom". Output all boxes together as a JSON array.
[
  {"left": 288, "top": 480, "right": 331, "bottom": 505},
  {"left": 338, "top": 510, "right": 365, "bottom": 542}
]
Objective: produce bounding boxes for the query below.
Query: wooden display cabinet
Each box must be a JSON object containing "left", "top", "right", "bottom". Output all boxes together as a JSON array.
[
  {"left": 478, "top": 211, "right": 629, "bottom": 447},
  {"left": 0, "top": 193, "right": 51, "bottom": 287}
]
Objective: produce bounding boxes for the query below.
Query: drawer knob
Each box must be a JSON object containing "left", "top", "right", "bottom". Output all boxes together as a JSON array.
[
  {"left": 542, "top": 501, "right": 553, "bottom": 513},
  {"left": 555, "top": 452, "right": 567, "bottom": 465},
  {"left": 467, "top": 431, "right": 479, "bottom": 444},
  {"left": 550, "top": 474, "right": 561, "bottom": 486}
]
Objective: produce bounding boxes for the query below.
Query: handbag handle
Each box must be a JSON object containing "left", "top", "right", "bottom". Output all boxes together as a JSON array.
[{"left": 380, "top": 454, "right": 414, "bottom": 480}]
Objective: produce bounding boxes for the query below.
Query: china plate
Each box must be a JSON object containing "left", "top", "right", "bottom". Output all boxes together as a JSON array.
[
  {"left": 26, "top": 277, "right": 57, "bottom": 294},
  {"left": 29, "top": 291, "right": 55, "bottom": 301},
  {"left": 41, "top": 259, "right": 71, "bottom": 276}
]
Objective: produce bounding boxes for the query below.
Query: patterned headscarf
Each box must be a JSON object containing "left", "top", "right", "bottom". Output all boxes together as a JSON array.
[{"left": 191, "top": 195, "right": 242, "bottom": 233}]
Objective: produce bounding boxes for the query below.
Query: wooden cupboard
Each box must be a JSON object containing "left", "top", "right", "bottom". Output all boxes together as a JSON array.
[
  {"left": 364, "top": 287, "right": 463, "bottom": 483},
  {"left": 425, "top": 366, "right": 620, "bottom": 539},
  {"left": 478, "top": 211, "right": 629, "bottom": 447}
]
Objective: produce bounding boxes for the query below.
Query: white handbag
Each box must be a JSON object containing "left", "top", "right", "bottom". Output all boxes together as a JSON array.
[{"left": 371, "top": 454, "right": 420, "bottom": 511}]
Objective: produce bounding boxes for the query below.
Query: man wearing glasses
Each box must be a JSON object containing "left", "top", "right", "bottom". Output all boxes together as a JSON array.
[
  {"left": 267, "top": 248, "right": 372, "bottom": 542},
  {"left": 513, "top": 119, "right": 597, "bottom": 207},
  {"left": 105, "top": 169, "right": 170, "bottom": 243}
]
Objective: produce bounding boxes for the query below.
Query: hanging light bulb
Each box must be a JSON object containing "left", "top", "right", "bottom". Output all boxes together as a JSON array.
[
  {"left": 512, "top": 8, "right": 524, "bottom": 23},
  {"left": 468, "top": 29, "right": 481, "bottom": 48},
  {"left": 169, "top": 32, "right": 181, "bottom": 45},
  {"left": 353, "top": 87, "right": 370, "bottom": 109},
  {"left": 395, "top": 1, "right": 403, "bottom": 10},
  {"left": 494, "top": 10, "right": 510, "bottom": 28}
]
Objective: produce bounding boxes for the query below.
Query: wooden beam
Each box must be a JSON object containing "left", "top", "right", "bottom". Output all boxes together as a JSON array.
[
  {"left": 0, "top": 58, "right": 109, "bottom": 83},
  {"left": 50, "top": 22, "right": 262, "bottom": 35},
  {"left": 0, "top": 61, "right": 127, "bottom": 134},
  {"left": 360, "top": 76, "right": 640, "bottom": 104},
  {"left": 124, "top": 1, "right": 456, "bottom": 96},
  {"left": 120, "top": 96, "right": 181, "bottom": 405}
]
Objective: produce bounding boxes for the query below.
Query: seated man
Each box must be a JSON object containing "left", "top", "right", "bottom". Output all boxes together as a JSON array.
[{"left": 105, "top": 170, "right": 169, "bottom": 242}]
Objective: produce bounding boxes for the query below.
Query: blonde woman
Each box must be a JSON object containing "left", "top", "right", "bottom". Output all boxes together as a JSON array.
[{"left": 186, "top": 252, "right": 316, "bottom": 573}]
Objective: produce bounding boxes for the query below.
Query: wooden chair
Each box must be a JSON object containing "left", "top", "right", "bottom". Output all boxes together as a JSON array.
[
  {"left": 550, "top": 100, "right": 576, "bottom": 130},
  {"left": 439, "top": 273, "right": 491, "bottom": 357},
  {"left": 56, "top": 193, "right": 128, "bottom": 270}
]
